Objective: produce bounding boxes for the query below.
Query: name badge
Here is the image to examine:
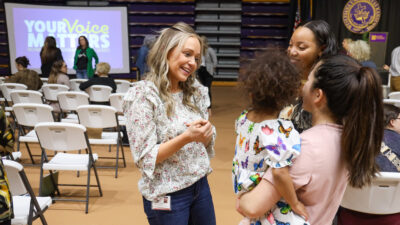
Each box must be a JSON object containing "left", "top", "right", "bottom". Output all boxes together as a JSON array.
[{"left": 151, "top": 196, "right": 171, "bottom": 211}]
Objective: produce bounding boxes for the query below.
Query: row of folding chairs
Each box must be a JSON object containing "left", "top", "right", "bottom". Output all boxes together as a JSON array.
[
  {"left": 3, "top": 120, "right": 105, "bottom": 221},
  {"left": 67, "top": 78, "right": 132, "bottom": 94},
  {"left": 13, "top": 103, "right": 126, "bottom": 176},
  {"left": 10, "top": 104, "right": 123, "bottom": 216},
  {"left": 0, "top": 83, "right": 124, "bottom": 105}
]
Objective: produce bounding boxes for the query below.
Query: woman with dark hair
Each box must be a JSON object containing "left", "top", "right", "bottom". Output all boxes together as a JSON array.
[
  {"left": 282, "top": 20, "right": 339, "bottom": 132},
  {"left": 237, "top": 55, "right": 384, "bottom": 224},
  {"left": 40, "top": 36, "right": 63, "bottom": 77},
  {"left": 73, "top": 36, "right": 99, "bottom": 79},
  {"left": 5, "top": 56, "right": 42, "bottom": 90}
]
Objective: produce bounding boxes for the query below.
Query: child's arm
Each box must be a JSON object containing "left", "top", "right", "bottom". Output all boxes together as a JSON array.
[{"left": 272, "top": 167, "right": 309, "bottom": 221}]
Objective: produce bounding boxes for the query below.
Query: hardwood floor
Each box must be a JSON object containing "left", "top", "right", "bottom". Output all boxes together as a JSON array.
[{"left": 23, "top": 86, "right": 245, "bottom": 225}]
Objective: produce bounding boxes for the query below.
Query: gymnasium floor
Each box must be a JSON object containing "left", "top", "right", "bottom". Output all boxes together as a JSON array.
[{"left": 22, "top": 86, "right": 245, "bottom": 225}]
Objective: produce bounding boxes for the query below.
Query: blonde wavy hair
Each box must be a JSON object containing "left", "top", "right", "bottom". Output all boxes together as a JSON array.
[
  {"left": 146, "top": 22, "right": 203, "bottom": 117},
  {"left": 347, "top": 40, "right": 371, "bottom": 62}
]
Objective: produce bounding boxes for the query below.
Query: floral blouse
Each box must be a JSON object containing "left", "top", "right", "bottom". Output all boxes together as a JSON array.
[
  {"left": 123, "top": 80, "right": 216, "bottom": 201},
  {"left": 232, "top": 110, "right": 301, "bottom": 195}
]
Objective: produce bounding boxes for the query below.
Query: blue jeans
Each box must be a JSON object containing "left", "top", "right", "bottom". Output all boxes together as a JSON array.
[
  {"left": 143, "top": 176, "right": 216, "bottom": 225},
  {"left": 76, "top": 69, "right": 88, "bottom": 79}
]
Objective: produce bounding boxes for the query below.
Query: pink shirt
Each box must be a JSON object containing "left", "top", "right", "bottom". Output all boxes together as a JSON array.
[{"left": 264, "top": 123, "right": 348, "bottom": 225}]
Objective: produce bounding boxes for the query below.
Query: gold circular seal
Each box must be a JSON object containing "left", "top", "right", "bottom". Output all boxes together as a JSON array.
[{"left": 342, "top": 0, "right": 381, "bottom": 34}]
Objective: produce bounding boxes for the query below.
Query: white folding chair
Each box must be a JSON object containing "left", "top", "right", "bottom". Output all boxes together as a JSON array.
[
  {"left": 41, "top": 84, "right": 69, "bottom": 102},
  {"left": 3, "top": 159, "right": 51, "bottom": 225},
  {"left": 388, "top": 91, "right": 400, "bottom": 100},
  {"left": 383, "top": 99, "right": 400, "bottom": 108},
  {"left": 86, "top": 85, "right": 112, "bottom": 103},
  {"left": 114, "top": 80, "right": 131, "bottom": 93},
  {"left": 0, "top": 83, "right": 28, "bottom": 114},
  {"left": 0, "top": 83, "right": 28, "bottom": 103},
  {"left": 12, "top": 103, "right": 54, "bottom": 164},
  {"left": 35, "top": 122, "right": 102, "bottom": 214},
  {"left": 69, "top": 79, "right": 88, "bottom": 92},
  {"left": 76, "top": 105, "right": 126, "bottom": 178},
  {"left": 57, "top": 91, "right": 89, "bottom": 124},
  {"left": 40, "top": 78, "right": 48, "bottom": 84},
  {"left": 109, "top": 93, "right": 126, "bottom": 126},
  {"left": 341, "top": 172, "right": 400, "bottom": 215},
  {"left": 10, "top": 90, "right": 43, "bottom": 104}
]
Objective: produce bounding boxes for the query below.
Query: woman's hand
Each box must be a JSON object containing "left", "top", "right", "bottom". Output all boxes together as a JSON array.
[
  {"left": 185, "top": 119, "right": 213, "bottom": 147},
  {"left": 291, "top": 201, "right": 309, "bottom": 221}
]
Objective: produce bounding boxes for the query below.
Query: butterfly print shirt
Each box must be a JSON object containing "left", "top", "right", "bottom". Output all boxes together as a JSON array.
[
  {"left": 232, "top": 110, "right": 301, "bottom": 195},
  {"left": 123, "top": 80, "right": 216, "bottom": 201}
]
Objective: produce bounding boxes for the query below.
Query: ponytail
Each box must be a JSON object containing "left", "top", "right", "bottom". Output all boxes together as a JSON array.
[{"left": 314, "top": 55, "right": 383, "bottom": 188}]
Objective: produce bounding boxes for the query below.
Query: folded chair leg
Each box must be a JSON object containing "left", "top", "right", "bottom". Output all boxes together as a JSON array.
[
  {"left": 24, "top": 142, "right": 35, "bottom": 164},
  {"left": 120, "top": 139, "right": 126, "bottom": 168},
  {"left": 77, "top": 150, "right": 81, "bottom": 177},
  {"left": 92, "top": 162, "right": 102, "bottom": 197},
  {"left": 85, "top": 165, "right": 91, "bottom": 214},
  {"left": 39, "top": 154, "right": 45, "bottom": 196},
  {"left": 28, "top": 199, "right": 34, "bottom": 225},
  {"left": 115, "top": 141, "right": 120, "bottom": 178}
]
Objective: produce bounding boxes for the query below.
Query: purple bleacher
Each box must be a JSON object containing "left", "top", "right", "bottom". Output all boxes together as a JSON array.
[
  {"left": 130, "top": 49, "right": 139, "bottom": 58},
  {"left": 240, "top": 50, "right": 255, "bottom": 59},
  {"left": 0, "top": 57, "right": 9, "bottom": 64},
  {"left": 0, "top": 68, "right": 9, "bottom": 75},
  {"left": 128, "top": 2, "right": 194, "bottom": 12},
  {"left": 241, "top": 27, "right": 287, "bottom": 37},
  {"left": 130, "top": 36, "right": 144, "bottom": 46},
  {"left": 242, "top": 4, "right": 289, "bottom": 14},
  {"left": 241, "top": 38, "right": 286, "bottom": 48},
  {"left": 0, "top": 35, "right": 7, "bottom": 42},
  {"left": 129, "top": 15, "right": 194, "bottom": 24},
  {"left": 0, "top": 45, "right": 7, "bottom": 53},
  {"left": 242, "top": 16, "right": 288, "bottom": 25}
]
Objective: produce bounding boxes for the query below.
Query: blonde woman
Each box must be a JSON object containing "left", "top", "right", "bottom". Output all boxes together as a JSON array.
[
  {"left": 79, "top": 62, "right": 116, "bottom": 93},
  {"left": 123, "top": 22, "right": 216, "bottom": 225},
  {"left": 347, "top": 39, "right": 377, "bottom": 69}
]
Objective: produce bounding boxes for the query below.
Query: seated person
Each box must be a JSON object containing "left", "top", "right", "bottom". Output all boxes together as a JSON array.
[
  {"left": 347, "top": 40, "right": 377, "bottom": 69},
  {"left": 5, "top": 56, "right": 43, "bottom": 90},
  {"left": 378, "top": 103, "right": 400, "bottom": 172},
  {"left": 79, "top": 62, "right": 116, "bottom": 93},
  {"left": 337, "top": 103, "right": 400, "bottom": 224}
]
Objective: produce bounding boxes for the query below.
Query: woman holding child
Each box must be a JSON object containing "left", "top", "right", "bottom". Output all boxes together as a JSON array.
[{"left": 236, "top": 20, "right": 384, "bottom": 225}]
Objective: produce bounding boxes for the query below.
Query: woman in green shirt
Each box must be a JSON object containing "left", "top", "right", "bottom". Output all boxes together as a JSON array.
[{"left": 73, "top": 36, "right": 99, "bottom": 79}]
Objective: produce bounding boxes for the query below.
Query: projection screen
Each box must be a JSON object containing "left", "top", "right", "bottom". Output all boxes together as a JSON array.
[{"left": 4, "top": 2, "right": 130, "bottom": 74}]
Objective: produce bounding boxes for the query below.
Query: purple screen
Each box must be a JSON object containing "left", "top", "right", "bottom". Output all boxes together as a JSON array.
[{"left": 10, "top": 6, "right": 127, "bottom": 73}]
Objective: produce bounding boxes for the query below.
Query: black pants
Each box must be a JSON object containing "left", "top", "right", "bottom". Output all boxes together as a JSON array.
[{"left": 197, "top": 66, "right": 213, "bottom": 107}]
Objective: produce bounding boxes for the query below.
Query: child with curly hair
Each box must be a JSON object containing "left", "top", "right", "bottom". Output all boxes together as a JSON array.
[{"left": 233, "top": 49, "right": 309, "bottom": 225}]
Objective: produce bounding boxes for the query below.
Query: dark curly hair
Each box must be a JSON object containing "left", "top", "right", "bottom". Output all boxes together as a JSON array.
[{"left": 239, "top": 49, "right": 301, "bottom": 114}]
